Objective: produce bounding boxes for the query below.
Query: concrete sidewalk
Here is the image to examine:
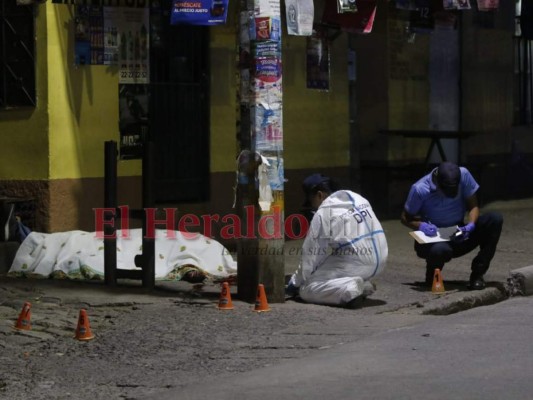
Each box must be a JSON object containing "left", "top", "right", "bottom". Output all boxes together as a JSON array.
[{"left": 1, "top": 197, "right": 532, "bottom": 315}]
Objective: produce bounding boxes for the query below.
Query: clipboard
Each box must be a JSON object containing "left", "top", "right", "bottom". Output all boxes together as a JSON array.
[{"left": 409, "top": 226, "right": 459, "bottom": 244}]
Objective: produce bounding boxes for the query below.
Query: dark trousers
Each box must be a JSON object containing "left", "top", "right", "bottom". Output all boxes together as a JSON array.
[{"left": 414, "top": 211, "right": 503, "bottom": 281}]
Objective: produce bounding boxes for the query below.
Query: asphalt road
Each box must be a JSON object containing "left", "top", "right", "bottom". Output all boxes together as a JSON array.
[{"left": 152, "top": 297, "right": 533, "bottom": 400}]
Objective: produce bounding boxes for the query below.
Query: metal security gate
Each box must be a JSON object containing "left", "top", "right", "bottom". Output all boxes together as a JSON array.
[{"left": 150, "top": 4, "right": 210, "bottom": 203}]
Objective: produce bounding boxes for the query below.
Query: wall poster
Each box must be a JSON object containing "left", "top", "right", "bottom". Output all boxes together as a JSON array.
[
  {"left": 118, "top": 84, "right": 149, "bottom": 159},
  {"left": 170, "top": 0, "right": 229, "bottom": 26},
  {"left": 74, "top": 5, "right": 150, "bottom": 85},
  {"left": 74, "top": 6, "right": 104, "bottom": 65},
  {"left": 306, "top": 26, "right": 330, "bottom": 91}
]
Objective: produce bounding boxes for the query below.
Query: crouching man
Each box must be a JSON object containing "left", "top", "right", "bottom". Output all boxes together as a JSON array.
[{"left": 287, "top": 174, "right": 388, "bottom": 308}]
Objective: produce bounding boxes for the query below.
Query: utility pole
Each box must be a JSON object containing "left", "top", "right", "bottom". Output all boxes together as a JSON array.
[{"left": 236, "top": 0, "right": 285, "bottom": 303}]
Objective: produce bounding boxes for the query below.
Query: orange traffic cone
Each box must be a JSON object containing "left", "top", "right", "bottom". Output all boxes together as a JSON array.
[
  {"left": 75, "top": 309, "right": 95, "bottom": 341},
  {"left": 253, "top": 284, "right": 271, "bottom": 312},
  {"left": 431, "top": 268, "right": 445, "bottom": 293},
  {"left": 217, "top": 282, "right": 234, "bottom": 310},
  {"left": 14, "top": 302, "right": 32, "bottom": 331}
]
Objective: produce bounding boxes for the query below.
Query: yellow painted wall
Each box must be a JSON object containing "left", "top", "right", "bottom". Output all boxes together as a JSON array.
[
  {"left": 209, "top": 5, "right": 238, "bottom": 173},
  {"left": 283, "top": 34, "right": 350, "bottom": 169},
  {"left": 47, "top": 4, "right": 141, "bottom": 180},
  {"left": 0, "top": 5, "right": 49, "bottom": 180}
]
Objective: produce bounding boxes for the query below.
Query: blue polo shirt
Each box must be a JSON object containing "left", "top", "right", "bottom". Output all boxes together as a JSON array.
[{"left": 404, "top": 167, "right": 479, "bottom": 227}]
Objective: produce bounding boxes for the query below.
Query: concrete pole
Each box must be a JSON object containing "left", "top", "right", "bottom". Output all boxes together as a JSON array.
[{"left": 236, "top": 0, "right": 285, "bottom": 303}]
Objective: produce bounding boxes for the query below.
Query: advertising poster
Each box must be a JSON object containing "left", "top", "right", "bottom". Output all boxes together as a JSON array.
[
  {"left": 249, "top": 16, "right": 281, "bottom": 41},
  {"left": 306, "top": 27, "right": 330, "bottom": 91},
  {"left": 119, "top": 84, "right": 149, "bottom": 159},
  {"left": 249, "top": 11, "right": 283, "bottom": 152},
  {"left": 74, "top": 5, "right": 149, "bottom": 80},
  {"left": 106, "top": 7, "right": 150, "bottom": 83},
  {"left": 171, "top": 0, "right": 229, "bottom": 26},
  {"left": 74, "top": 6, "right": 104, "bottom": 65}
]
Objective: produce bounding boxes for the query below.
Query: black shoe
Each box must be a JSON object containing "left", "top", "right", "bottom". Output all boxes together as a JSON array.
[
  {"left": 285, "top": 283, "right": 300, "bottom": 298},
  {"left": 469, "top": 277, "right": 485, "bottom": 290},
  {"left": 425, "top": 270, "right": 435, "bottom": 287},
  {"left": 345, "top": 295, "right": 365, "bottom": 309}
]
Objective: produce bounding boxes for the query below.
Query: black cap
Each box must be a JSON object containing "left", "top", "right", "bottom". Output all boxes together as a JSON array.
[
  {"left": 302, "top": 173, "right": 331, "bottom": 207},
  {"left": 436, "top": 162, "right": 460, "bottom": 197}
]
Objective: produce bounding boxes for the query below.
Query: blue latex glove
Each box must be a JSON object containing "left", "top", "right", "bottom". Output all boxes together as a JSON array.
[
  {"left": 420, "top": 222, "right": 438, "bottom": 237},
  {"left": 459, "top": 222, "right": 475, "bottom": 240}
]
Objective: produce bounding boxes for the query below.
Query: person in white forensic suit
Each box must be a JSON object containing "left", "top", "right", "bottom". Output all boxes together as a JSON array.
[{"left": 287, "top": 174, "right": 388, "bottom": 308}]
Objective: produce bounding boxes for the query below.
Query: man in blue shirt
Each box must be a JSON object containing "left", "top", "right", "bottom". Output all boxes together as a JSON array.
[{"left": 401, "top": 162, "right": 503, "bottom": 290}]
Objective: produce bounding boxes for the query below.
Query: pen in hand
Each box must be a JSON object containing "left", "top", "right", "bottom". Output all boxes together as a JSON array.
[{"left": 420, "top": 221, "right": 438, "bottom": 237}]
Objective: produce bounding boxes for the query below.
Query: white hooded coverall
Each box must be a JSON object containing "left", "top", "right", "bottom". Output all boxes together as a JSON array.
[{"left": 289, "top": 190, "right": 388, "bottom": 306}]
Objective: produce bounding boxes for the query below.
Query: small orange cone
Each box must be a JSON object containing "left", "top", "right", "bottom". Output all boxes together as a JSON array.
[
  {"left": 431, "top": 268, "right": 445, "bottom": 293},
  {"left": 253, "top": 284, "right": 271, "bottom": 312},
  {"left": 75, "top": 309, "right": 95, "bottom": 341},
  {"left": 217, "top": 282, "right": 234, "bottom": 310},
  {"left": 14, "top": 302, "right": 32, "bottom": 331}
]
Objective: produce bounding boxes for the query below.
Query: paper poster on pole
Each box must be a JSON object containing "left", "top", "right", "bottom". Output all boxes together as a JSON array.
[
  {"left": 264, "top": 155, "right": 284, "bottom": 190},
  {"left": 285, "top": 0, "right": 314, "bottom": 36},
  {"left": 253, "top": 102, "right": 283, "bottom": 151},
  {"left": 171, "top": 0, "right": 229, "bottom": 25}
]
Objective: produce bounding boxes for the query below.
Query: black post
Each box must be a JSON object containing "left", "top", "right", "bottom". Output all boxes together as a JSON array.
[
  {"left": 104, "top": 141, "right": 117, "bottom": 286},
  {"left": 141, "top": 140, "right": 155, "bottom": 289}
]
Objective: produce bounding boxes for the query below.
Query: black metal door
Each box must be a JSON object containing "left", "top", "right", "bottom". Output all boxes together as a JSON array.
[{"left": 150, "top": 2, "right": 210, "bottom": 202}]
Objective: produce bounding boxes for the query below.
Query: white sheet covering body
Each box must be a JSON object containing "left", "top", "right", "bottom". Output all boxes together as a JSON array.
[
  {"left": 289, "top": 190, "right": 388, "bottom": 305},
  {"left": 8, "top": 229, "right": 237, "bottom": 281}
]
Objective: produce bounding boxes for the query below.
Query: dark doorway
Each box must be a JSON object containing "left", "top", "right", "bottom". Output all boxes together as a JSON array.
[{"left": 149, "top": 2, "right": 210, "bottom": 203}]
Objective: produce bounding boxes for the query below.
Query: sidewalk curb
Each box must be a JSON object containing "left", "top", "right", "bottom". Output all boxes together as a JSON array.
[
  {"left": 507, "top": 265, "right": 533, "bottom": 296},
  {"left": 421, "top": 284, "right": 508, "bottom": 316}
]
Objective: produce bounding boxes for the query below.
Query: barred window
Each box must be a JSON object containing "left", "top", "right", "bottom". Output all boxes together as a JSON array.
[
  {"left": 0, "top": 1, "right": 36, "bottom": 109},
  {"left": 514, "top": 0, "right": 533, "bottom": 125}
]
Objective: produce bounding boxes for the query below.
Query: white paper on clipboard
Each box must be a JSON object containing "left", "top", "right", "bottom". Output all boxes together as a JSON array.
[{"left": 409, "top": 226, "right": 459, "bottom": 244}]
